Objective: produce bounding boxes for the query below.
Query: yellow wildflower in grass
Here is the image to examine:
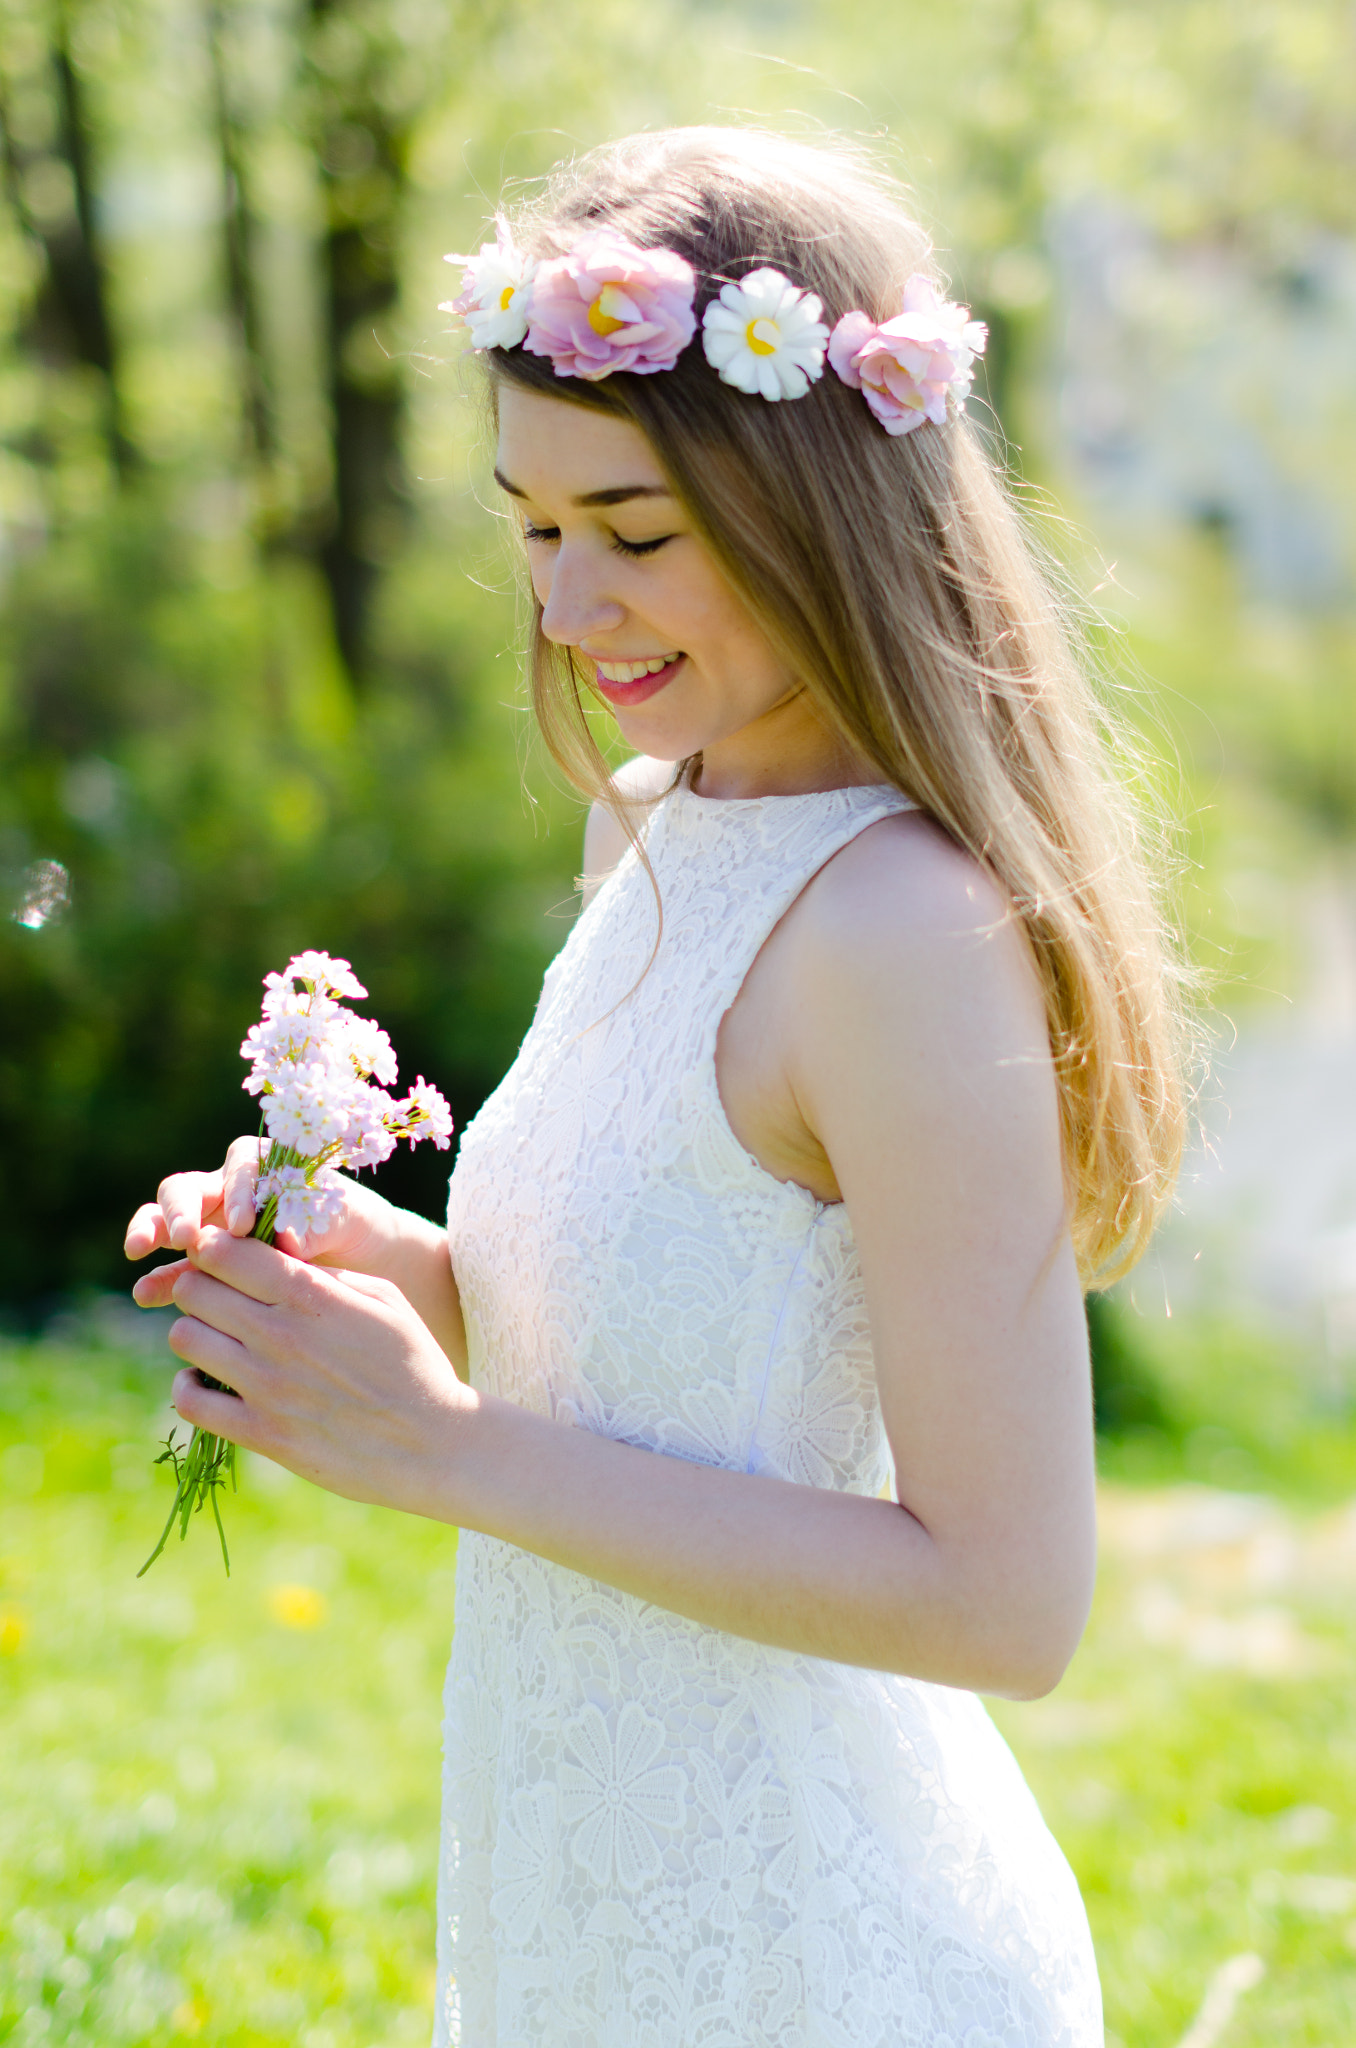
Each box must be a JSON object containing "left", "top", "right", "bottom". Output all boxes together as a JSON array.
[{"left": 268, "top": 1582, "right": 328, "bottom": 1629}]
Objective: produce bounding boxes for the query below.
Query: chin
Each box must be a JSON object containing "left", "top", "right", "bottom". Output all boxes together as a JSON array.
[{"left": 609, "top": 712, "right": 706, "bottom": 761}]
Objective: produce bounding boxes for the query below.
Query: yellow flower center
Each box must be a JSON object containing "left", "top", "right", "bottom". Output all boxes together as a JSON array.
[
  {"left": 745, "top": 318, "right": 779, "bottom": 356},
  {"left": 587, "top": 284, "right": 631, "bottom": 337},
  {"left": 499, "top": 283, "right": 515, "bottom": 311}
]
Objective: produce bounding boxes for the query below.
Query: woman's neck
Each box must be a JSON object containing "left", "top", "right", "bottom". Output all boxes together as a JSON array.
[{"left": 690, "top": 696, "right": 877, "bottom": 801}]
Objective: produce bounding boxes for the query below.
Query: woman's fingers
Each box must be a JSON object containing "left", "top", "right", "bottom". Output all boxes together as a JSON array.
[
  {"left": 132, "top": 1257, "right": 191, "bottom": 1308},
  {"left": 125, "top": 1136, "right": 264, "bottom": 1263},
  {"left": 170, "top": 1263, "right": 275, "bottom": 1351},
  {"left": 170, "top": 1366, "right": 260, "bottom": 1449},
  {"left": 182, "top": 1224, "right": 319, "bottom": 1311},
  {"left": 222, "top": 1135, "right": 265, "bottom": 1235},
  {"left": 140, "top": 1168, "right": 227, "bottom": 1255},
  {"left": 124, "top": 1203, "right": 171, "bottom": 1259},
  {"left": 167, "top": 1312, "right": 252, "bottom": 1396}
]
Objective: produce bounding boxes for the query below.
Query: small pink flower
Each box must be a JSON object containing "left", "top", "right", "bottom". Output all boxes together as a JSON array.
[
  {"left": 828, "top": 275, "right": 987, "bottom": 436},
  {"left": 271, "top": 951, "right": 366, "bottom": 1001},
  {"left": 395, "top": 1076, "right": 455, "bottom": 1151},
  {"left": 343, "top": 1088, "right": 400, "bottom": 1169},
  {"left": 524, "top": 230, "right": 696, "bottom": 381},
  {"left": 257, "top": 1163, "right": 348, "bottom": 1240},
  {"left": 341, "top": 1014, "right": 398, "bottom": 1087},
  {"left": 262, "top": 1060, "right": 370, "bottom": 1155}
]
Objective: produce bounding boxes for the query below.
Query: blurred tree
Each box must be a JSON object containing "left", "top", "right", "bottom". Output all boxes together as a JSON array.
[
  {"left": 303, "top": 0, "right": 451, "bottom": 686},
  {"left": 205, "top": 0, "right": 275, "bottom": 473},
  {"left": 0, "top": 0, "right": 130, "bottom": 479}
]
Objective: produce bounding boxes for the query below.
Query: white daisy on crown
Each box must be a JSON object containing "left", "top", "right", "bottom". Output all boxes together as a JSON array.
[{"left": 443, "top": 223, "right": 986, "bottom": 431}]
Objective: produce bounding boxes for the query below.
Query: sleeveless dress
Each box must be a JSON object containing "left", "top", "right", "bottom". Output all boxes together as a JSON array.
[{"left": 438, "top": 781, "right": 1103, "bottom": 2048}]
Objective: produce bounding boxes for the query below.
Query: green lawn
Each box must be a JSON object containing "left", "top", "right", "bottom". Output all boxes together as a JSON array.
[{"left": 2, "top": 1331, "right": 1355, "bottom": 2047}]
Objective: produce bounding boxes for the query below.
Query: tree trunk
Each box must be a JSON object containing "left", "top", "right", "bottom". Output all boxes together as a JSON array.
[
  {"left": 318, "top": 194, "right": 405, "bottom": 688},
  {"left": 307, "top": 0, "right": 409, "bottom": 689},
  {"left": 205, "top": 0, "right": 274, "bottom": 473},
  {"left": 0, "top": 14, "right": 133, "bottom": 477}
]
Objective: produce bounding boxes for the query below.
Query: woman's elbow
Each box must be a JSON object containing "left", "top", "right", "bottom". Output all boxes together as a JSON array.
[
  {"left": 978, "top": 1573, "right": 1095, "bottom": 1699},
  {"left": 928, "top": 1546, "right": 1095, "bottom": 1699}
]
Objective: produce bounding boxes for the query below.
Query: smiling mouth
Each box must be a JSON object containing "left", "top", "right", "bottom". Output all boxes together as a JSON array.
[{"left": 590, "top": 653, "right": 684, "bottom": 706}]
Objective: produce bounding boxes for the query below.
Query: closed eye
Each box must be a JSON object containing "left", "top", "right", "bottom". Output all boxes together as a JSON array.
[
  {"left": 520, "top": 523, "right": 674, "bottom": 560},
  {"left": 610, "top": 533, "right": 674, "bottom": 559}
]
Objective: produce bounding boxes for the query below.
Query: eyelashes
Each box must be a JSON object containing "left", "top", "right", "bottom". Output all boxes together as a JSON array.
[
  {"left": 610, "top": 534, "right": 673, "bottom": 559},
  {"left": 521, "top": 524, "right": 674, "bottom": 560}
]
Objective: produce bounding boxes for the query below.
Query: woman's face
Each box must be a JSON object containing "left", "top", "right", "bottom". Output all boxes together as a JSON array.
[{"left": 494, "top": 383, "right": 834, "bottom": 790}]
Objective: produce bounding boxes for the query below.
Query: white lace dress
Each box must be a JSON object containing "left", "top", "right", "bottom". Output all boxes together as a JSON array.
[{"left": 438, "top": 781, "right": 1103, "bottom": 2048}]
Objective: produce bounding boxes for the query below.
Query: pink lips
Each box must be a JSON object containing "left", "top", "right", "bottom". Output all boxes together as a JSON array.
[{"left": 591, "top": 655, "right": 683, "bottom": 707}]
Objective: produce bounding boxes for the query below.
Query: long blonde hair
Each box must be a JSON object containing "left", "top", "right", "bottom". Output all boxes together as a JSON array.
[{"left": 483, "top": 126, "right": 1190, "bottom": 1284}]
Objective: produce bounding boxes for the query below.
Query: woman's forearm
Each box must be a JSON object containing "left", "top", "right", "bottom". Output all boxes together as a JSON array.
[
  {"left": 414, "top": 1389, "right": 1079, "bottom": 1697},
  {"left": 158, "top": 1230, "right": 1086, "bottom": 1698}
]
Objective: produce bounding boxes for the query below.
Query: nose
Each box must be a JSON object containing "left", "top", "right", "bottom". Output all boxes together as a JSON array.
[{"left": 536, "top": 542, "right": 626, "bottom": 648}]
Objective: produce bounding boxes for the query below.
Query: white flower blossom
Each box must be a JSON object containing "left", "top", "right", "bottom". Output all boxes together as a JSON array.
[
  {"left": 261, "top": 1059, "right": 357, "bottom": 1154},
  {"left": 241, "top": 952, "right": 454, "bottom": 1223},
  {"left": 240, "top": 1008, "right": 331, "bottom": 1088},
  {"left": 341, "top": 1015, "right": 398, "bottom": 1085},
  {"left": 268, "top": 952, "right": 366, "bottom": 1002},
  {"left": 396, "top": 1075, "right": 455, "bottom": 1151},
  {"left": 342, "top": 1087, "right": 400, "bottom": 1169},
  {"left": 256, "top": 1163, "right": 347, "bottom": 1239},
  {"left": 701, "top": 269, "right": 829, "bottom": 401},
  {"left": 441, "top": 231, "right": 539, "bottom": 351}
]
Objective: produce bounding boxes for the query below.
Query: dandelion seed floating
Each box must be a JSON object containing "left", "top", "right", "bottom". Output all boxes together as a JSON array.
[
  {"left": 139, "top": 951, "right": 453, "bottom": 1577},
  {"left": 11, "top": 859, "right": 70, "bottom": 929}
]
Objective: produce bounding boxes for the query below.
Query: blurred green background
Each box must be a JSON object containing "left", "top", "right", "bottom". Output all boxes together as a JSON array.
[{"left": 2, "top": 0, "right": 1356, "bottom": 2041}]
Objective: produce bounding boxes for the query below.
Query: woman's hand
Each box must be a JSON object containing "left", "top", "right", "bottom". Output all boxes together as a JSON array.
[
  {"left": 125, "top": 1138, "right": 469, "bottom": 1375},
  {"left": 163, "top": 1227, "right": 477, "bottom": 1513},
  {"left": 124, "top": 1133, "right": 394, "bottom": 1281}
]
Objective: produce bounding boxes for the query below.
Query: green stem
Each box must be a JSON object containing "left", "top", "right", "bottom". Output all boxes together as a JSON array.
[
  {"left": 137, "top": 1427, "right": 237, "bottom": 1577},
  {"left": 137, "top": 1146, "right": 291, "bottom": 1578}
]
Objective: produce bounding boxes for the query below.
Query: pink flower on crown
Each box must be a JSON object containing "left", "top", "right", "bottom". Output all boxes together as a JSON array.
[
  {"left": 828, "top": 275, "right": 987, "bottom": 435},
  {"left": 524, "top": 230, "right": 696, "bottom": 381}
]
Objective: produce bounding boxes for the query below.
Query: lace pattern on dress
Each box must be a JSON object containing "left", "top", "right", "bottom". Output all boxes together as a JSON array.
[{"left": 436, "top": 782, "right": 1103, "bottom": 2047}]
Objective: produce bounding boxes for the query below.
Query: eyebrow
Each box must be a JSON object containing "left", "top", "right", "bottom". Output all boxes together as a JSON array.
[{"left": 493, "top": 467, "right": 673, "bottom": 509}]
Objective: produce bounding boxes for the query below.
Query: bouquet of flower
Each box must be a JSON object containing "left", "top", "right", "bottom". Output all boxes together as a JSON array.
[{"left": 139, "top": 951, "right": 453, "bottom": 1577}]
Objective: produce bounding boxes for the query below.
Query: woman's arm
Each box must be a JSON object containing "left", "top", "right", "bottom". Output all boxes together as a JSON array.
[{"left": 159, "top": 823, "right": 1095, "bottom": 1700}]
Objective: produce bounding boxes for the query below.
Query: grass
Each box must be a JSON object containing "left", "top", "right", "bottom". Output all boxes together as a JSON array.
[
  {"left": 0, "top": 1335, "right": 454, "bottom": 2048},
  {"left": 2, "top": 1322, "right": 1356, "bottom": 2047}
]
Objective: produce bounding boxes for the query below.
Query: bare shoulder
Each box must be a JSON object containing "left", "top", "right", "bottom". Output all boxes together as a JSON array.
[
  {"left": 785, "top": 809, "right": 1050, "bottom": 1082},
  {"left": 580, "top": 756, "right": 675, "bottom": 905},
  {"left": 808, "top": 808, "right": 1009, "bottom": 940}
]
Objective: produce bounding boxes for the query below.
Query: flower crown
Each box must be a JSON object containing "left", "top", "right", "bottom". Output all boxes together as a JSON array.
[{"left": 440, "top": 225, "right": 987, "bottom": 436}]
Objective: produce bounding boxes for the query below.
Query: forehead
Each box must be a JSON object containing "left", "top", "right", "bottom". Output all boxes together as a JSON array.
[{"left": 494, "top": 383, "right": 668, "bottom": 501}]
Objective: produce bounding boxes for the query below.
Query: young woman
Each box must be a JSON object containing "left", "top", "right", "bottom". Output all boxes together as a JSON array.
[{"left": 126, "top": 127, "right": 1186, "bottom": 2047}]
